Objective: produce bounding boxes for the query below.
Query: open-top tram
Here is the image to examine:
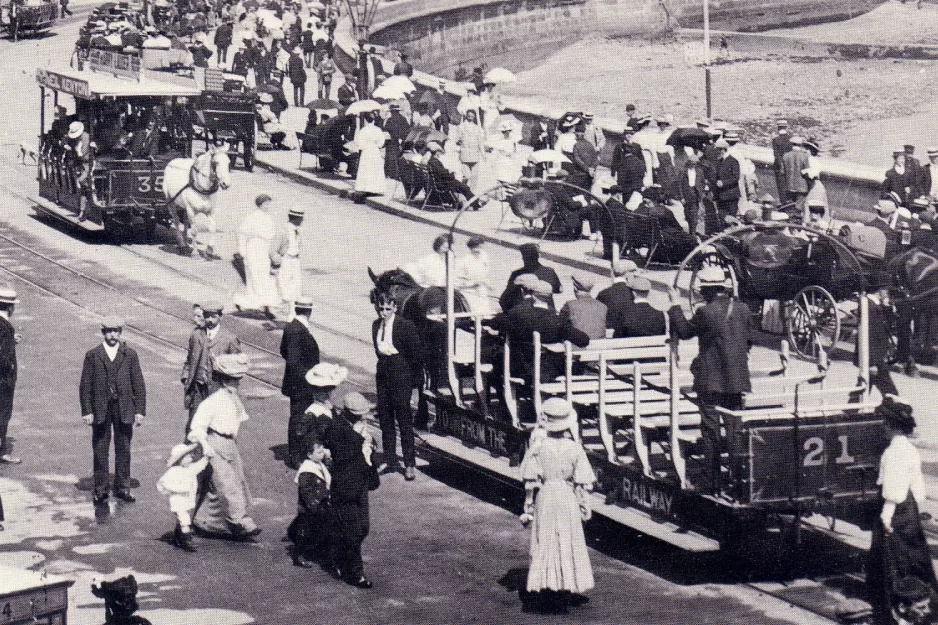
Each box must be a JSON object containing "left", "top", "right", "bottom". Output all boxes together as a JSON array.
[{"left": 386, "top": 216, "right": 884, "bottom": 558}]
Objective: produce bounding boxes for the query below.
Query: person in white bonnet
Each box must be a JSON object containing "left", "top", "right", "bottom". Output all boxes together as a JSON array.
[{"left": 158, "top": 443, "right": 209, "bottom": 552}]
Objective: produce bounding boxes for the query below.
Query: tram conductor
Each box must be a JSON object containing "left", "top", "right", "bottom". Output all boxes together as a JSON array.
[{"left": 668, "top": 266, "right": 752, "bottom": 497}]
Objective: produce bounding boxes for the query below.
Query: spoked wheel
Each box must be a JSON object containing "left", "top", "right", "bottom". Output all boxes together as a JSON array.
[
  {"left": 689, "top": 254, "right": 736, "bottom": 310},
  {"left": 786, "top": 285, "right": 841, "bottom": 360}
]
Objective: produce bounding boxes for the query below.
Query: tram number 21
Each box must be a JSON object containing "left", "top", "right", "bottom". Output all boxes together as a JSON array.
[
  {"left": 803, "top": 435, "right": 855, "bottom": 467},
  {"left": 136, "top": 175, "right": 164, "bottom": 194}
]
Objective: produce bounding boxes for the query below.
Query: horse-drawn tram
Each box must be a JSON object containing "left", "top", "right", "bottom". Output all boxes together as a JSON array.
[
  {"left": 32, "top": 54, "right": 206, "bottom": 239},
  {"left": 1, "top": 0, "right": 56, "bottom": 41},
  {"left": 389, "top": 222, "right": 884, "bottom": 556}
]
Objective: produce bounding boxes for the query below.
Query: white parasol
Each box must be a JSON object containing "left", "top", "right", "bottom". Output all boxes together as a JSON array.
[
  {"left": 345, "top": 99, "right": 382, "bottom": 115},
  {"left": 483, "top": 67, "right": 516, "bottom": 84},
  {"left": 371, "top": 84, "right": 408, "bottom": 101},
  {"left": 381, "top": 75, "right": 416, "bottom": 94}
]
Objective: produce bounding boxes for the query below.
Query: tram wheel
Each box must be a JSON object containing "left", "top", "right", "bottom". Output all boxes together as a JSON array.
[{"left": 786, "top": 285, "right": 840, "bottom": 361}]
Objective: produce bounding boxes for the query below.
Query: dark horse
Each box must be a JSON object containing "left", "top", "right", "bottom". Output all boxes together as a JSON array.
[
  {"left": 888, "top": 246, "right": 938, "bottom": 369},
  {"left": 368, "top": 267, "right": 470, "bottom": 424}
]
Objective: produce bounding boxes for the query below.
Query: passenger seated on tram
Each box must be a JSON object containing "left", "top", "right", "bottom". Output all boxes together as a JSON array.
[
  {"left": 129, "top": 118, "right": 160, "bottom": 158},
  {"left": 610, "top": 276, "right": 666, "bottom": 339}
]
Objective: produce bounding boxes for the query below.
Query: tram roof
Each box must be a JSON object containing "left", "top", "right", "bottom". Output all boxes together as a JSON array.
[{"left": 36, "top": 66, "right": 201, "bottom": 99}]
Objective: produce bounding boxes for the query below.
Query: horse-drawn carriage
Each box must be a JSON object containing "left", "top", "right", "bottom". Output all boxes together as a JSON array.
[
  {"left": 196, "top": 87, "right": 258, "bottom": 171},
  {"left": 2, "top": 0, "right": 56, "bottom": 41},
  {"left": 369, "top": 223, "right": 884, "bottom": 559},
  {"left": 32, "top": 62, "right": 230, "bottom": 248}
]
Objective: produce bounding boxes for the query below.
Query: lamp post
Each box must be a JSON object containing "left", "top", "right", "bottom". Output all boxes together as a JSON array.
[{"left": 703, "top": 0, "right": 712, "bottom": 119}]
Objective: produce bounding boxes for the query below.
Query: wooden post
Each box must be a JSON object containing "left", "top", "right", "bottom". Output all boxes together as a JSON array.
[
  {"left": 598, "top": 353, "right": 617, "bottom": 464},
  {"left": 858, "top": 291, "right": 870, "bottom": 401},
  {"left": 634, "top": 361, "right": 650, "bottom": 476},
  {"left": 503, "top": 341, "right": 519, "bottom": 428},
  {"left": 533, "top": 331, "right": 543, "bottom": 419},
  {"left": 670, "top": 337, "right": 686, "bottom": 487},
  {"left": 445, "top": 248, "right": 461, "bottom": 405},
  {"left": 473, "top": 314, "right": 486, "bottom": 416}
]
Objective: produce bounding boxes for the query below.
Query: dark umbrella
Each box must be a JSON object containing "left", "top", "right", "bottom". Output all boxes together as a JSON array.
[
  {"left": 304, "top": 98, "right": 341, "bottom": 110},
  {"left": 666, "top": 127, "right": 713, "bottom": 150}
]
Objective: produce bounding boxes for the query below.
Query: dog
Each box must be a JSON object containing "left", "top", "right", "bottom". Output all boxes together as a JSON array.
[{"left": 19, "top": 143, "right": 37, "bottom": 165}]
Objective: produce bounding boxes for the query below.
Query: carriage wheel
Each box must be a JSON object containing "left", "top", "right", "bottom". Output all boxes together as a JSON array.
[
  {"left": 786, "top": 285, "right": 841, "bottom": 360},
  {"left": 688, "top": 254, "right": 736, "bottom": 311}
]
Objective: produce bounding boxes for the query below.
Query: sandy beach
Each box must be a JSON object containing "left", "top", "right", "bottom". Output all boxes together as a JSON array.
[{"left": 501, "top": 1, "right": 938, "bottom": 169}]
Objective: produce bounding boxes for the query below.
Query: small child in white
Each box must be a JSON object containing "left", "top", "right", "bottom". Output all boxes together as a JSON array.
[{"left": 157, "top": 442, "right": 209, "bottom": 552}]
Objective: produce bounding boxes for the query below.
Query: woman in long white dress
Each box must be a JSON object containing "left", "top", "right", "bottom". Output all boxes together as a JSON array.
[
  {"left": 470, "top": 122, "right": 522, "bottom": 196},
  {"left": 520, "top": 397, "right": 596, "bottom": 614},
  {"left": 456, "top": 236, "right": 491, "bottom": 316},
  {"left": 233, "top": 194, "right": 280, "bottom": 318},
  {"left": 354, "top": 112, "right": 387, "bottom": 196}
]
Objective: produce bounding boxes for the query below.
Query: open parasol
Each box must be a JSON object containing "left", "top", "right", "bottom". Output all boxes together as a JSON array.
[
  {"left": 529, "top": 149, "right": 570, "bottom": 164},
  {"left": 345, "top": 99, "right": 382, "bottom": 115},
  {"left": 381, "top": 75, "right": 416, "bottom": 94},
  {"left": 484, "top": 67, "right": 516, "bottom": 84},
  {"left": 371, "top": 84, "right": 408, "bottom": 101},
  {"left": 306, "top": 0, "right": 325, "bottom": 8},
  {"left": 305, "top": 98, "right": 341, "bottom": 110}
]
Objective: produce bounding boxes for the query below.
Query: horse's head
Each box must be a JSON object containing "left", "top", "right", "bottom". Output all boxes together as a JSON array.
[
  {"left": 368, "top": 267, "right": 421, "bottom": 310},
  {"left": 210, "top": 143, "right": 231, "bottom": 190}
]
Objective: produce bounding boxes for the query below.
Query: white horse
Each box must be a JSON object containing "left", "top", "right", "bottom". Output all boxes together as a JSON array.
[{"left": 163, "top": 145, "right": 232, "bottom": 258}]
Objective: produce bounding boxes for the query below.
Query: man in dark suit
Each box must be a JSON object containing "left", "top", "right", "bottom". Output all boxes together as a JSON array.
[
  {"left": 337, "top": 72, "right": 360, "bottom": 108},
  {"left": 279, "top": 296, "right": 320, "bottom": 468},
  {"left": 668, "top": 267, "right": 752, "bottom": 497},
  {"left": 500, "top": 243, "right": 562, "bottom": 312},
  {"left": 181, "top": 301, "right": 241, "bottom": 433},
  {"left": 426, "top": 142, "right": 472, "bottom": 205},
  {"left": 80, "top": 317, "right": 146, "bottom": 504},
  {"left": 610, "top": 129, "right": 645, "bottom": 200},
  {"left": 0, "top": 288, "right": 20, "bottom": 465},
  {"left": 613, "top": 276, "right": 666, "bottom": 338},
  {"left": 393, "top": 52, "right": 413, "bottom": 77},
  {"left": 770, "top": 119, "right": 792, "bottom": 204},
  {"left": 529, "top": 118, "right": 556, "bottom": 151},
  {"left": 383, "top": 103, "right": 410, "bottom": 182},
  {"left": 596, "top": 260, "right": 637, "bottom": 335},
  {"left": 323, "top": 392, "right": 374, "bottom": 589},
  {"left": 712, "top": 138, "right": 740, "bottom": 233},
  {"left": 679, "top": 150, "right": 708, "bottom": 236},
  {"left": 921, "top": 147, "right": 938, "bottom": 201},
  {"left": 597, "top": 185, "right": 628, "bottom": 261},
  {"left": 213, "top": 19, "right": 233, "bottom": 65},
  {"left": 372, "top": 295, "right": 423, "bottom": 481}
]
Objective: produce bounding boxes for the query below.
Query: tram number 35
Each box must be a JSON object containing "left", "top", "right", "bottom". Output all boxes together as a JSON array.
[
  {"left": 136, "top": 175, "right": 164, "bottom": 194},
  {"left": 803, "top": 435, "right": 855, "bottom": 467}
]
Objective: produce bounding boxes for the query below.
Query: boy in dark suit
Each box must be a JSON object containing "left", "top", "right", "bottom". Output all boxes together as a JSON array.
[
  {"left": 372, "top": 295, "right": 423, "bottom": 481},
  {"left": 80, "top": 317, "right": 146, "bottom": 504},
  {"left": 181, "top": 301, "right": 241, "bottom": 433}
]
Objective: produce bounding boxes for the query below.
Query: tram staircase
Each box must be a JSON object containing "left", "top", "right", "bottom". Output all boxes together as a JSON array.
[{"left": 530, "top": 332, "right": 871, "bottom": 488}]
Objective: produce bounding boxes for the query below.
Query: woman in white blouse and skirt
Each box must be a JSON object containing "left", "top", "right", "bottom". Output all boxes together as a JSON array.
[
  {"left": 189, "top": 353, "right": 261, "bottom": 540},
  {"left": 867, "top": 397, "right": 938, "bottom": 625},
  {"left": 354, "top": 112, "right": 387, "bottom": 196}
]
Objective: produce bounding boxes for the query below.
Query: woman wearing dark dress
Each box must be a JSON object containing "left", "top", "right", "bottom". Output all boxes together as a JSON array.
[{"left": 867, "top": 397, "right": 938, "bottom": 625}]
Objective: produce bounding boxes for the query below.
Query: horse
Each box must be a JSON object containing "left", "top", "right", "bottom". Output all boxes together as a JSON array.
[
  {"left": 888, "top": 246, "right": 938, "bottom": 370},
  {"left": 163, "top": 144, "right": 231, "bottom": 259},
  {"left": 368, "top": 267, "right": 471, "bottom": 424}
]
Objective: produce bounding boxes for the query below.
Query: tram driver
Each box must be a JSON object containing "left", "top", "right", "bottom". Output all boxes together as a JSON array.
[{"left": 667, "top": 266, "right": 753, "bottom": 498}]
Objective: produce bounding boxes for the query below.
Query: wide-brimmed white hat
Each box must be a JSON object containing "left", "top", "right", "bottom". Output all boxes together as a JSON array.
[
  {"left": 166, "top": 442, "right": 199, "bottom": 467},
  {"left": 67, "top": 121, "right": 85, "bottom": 139},
  {"left": 214, "top": 353, "right": 249, "bottom": 378},
  {"left": 541, "top": 398, "right": 576, "bottom": 432},
  {"left": 305, "top": 362, "right": 348, "bottom": 387},
  {"left": 697, "top": 265, "right": 729, "bottom": 287}
]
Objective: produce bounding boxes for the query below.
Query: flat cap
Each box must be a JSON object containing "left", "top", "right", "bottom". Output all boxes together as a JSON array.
[
  {"left": 200, "top": 301, "right": 225, "bottom": 314},
  {"left": 100, "top": 315, "right": 124, "bottom": 330},
  {"left": 342, "top": 391, "right": 372, "bottom": 415},
  {"left": 630, "top": 276, "right": 652, "bottom": 292},
  {"left": 612, "top": 259, "right": 638, "bottom": 276},
  {"left": 571, "top": 274, "right": 594, "bottom": 292}
]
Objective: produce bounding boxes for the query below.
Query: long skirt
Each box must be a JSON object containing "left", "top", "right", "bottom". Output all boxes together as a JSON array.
[
  {"left": 354, "top": 145, "right": 386, "bottom": 195},
  {"left": 527, "top": 480, "right": 594, "bottom": 593},
  {"left": 278, "top": 256, "right": 302, "bottom": 309},
  {"left": 234, "top": 237, "right": 279, "bottom": 310},
  {"left": 193, "top": 433, "right": 256, "bottom": 535},
  {"left": 868, "top": 494, "right": 938, "bottom": 625}
]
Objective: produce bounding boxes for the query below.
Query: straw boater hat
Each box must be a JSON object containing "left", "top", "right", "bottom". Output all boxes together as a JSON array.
[
  {"left": 166, "top": 442, "right": 199, "bottom": 467},
  {"left": 876, "top": 198, "right": 898, "bottom": 215},
  {"left": 927, "top": 146, "right": 938, "bottom": 157},
  {"left": 67, "top": 121, "right": 85, "bottom": 139},
  {"left": 513, "top": 273, "right": 540, "bottom": 291},
  {"left": 531, "top": 280, "right": 554, "bottom": 298},
  {"left": 100, "top": 316, "right": 124, "bottom": 330},
  {"left": 697, "top": 265, "right": 729, "bottom": 288},
  {"left": 0, "top": 288, "right": 19, "bottom": 306},
  {"left": 294, "top": 294, "right": 314, "bottom": 310},
  {"left": 540, "top": 397, "right": 575, "bottom": 432},
  {"left": 305, "top": 362, "right": 348, "bottom": 387},
  {"left": 288, "top": 205, "right": 306, "bottom": 218},
  {"left": 214, "top": 353, "right": 250, "bottom": 378}
]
